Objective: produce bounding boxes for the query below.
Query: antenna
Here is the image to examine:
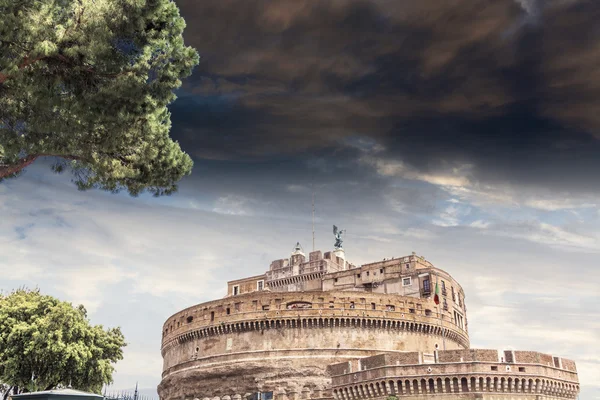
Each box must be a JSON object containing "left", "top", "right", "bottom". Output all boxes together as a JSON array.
[{"left": 312, "top": 181, "right": 315, "bottom": 252}]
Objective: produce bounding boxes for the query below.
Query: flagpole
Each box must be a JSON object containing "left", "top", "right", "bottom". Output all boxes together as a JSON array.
[{"left": 436, "top": 274, "right": 446, "bottom": 351}]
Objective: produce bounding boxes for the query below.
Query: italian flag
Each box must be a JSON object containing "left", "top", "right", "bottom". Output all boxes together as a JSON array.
[{"left": 433, "top": 281, "right": 440, "bottom": 305}]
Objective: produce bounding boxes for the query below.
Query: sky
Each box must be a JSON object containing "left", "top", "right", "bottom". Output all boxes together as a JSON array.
[{"left": 1, "top": 0, "right": 600, "bottom": 398}]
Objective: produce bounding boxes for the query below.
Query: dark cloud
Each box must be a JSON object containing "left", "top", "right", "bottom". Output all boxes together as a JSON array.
[{"left": 170, "top": 0, "right": 600, "bottom": 192}]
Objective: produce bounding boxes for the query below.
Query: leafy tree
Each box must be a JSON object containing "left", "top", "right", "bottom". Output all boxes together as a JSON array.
[
  {"left": 0, "top": 289, "right": 126, "bottom": 397},
  {"left": 0, "top": 0, "right": 199, "bottom": 195}
]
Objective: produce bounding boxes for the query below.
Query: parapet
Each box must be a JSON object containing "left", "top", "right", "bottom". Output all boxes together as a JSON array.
[{"left": 330, "top": 349, "right": 579, "bottom": 399}]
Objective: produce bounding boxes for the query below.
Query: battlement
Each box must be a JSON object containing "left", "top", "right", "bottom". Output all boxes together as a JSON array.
[{"left": 330, "top": 350, "right": 579, "bottom": 399}]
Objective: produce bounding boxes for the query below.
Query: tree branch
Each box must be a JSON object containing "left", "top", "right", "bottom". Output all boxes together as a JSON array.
[
  {"left": 0, "top": 154, "right": 82, "bottom": 179},
  {"left": 2, "top": 386, "right": 14, "bottom": 400},
  {"left": 0, "top": 55, "right": 48, "bottom": 84}
]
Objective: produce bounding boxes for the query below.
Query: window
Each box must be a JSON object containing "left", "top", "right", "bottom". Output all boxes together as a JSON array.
[
  {"left": 491, "top": 366, "right": 498, "bottom": 371},
  {"left": 334, "top": 278, "right": 338, "bottom": 283},
  {"left": 371, "top": 302, "right": 376, "bottom": 310},
  {"left": 402, "top": 277, "right": 412, "bottom": 286},
  {"left": 409, "top": 308, "right": 415, "bottom": 314},
  {"left": 423, "top": 278, "right": 430, "bottom": 293},
  {"left": 210, "top": 311, "right": 215, "bottom": 322},
  {"left": 187, "top": 316, "right": 193, "bottom": 323},
  {"left": 380, "top": 268, "right": 384, "bottom": 274},
  {"left": 257, "top": 280, "right": 264, "bottom": 291},
  {"left": 226, "top": 307, "right": 230, "bottom": 315},
  {"left": 349, "top": 302, "right": 355, "bottom": 309},
  {"left": 329, "top": 301, "right": 334, "bottom": 308},
  {"left": 441, "top": 280, "right": 447, "bottom": 296},
  {"left": 262, "top": 305, "right": 270, "bottom": 311},
  {"left": 443, "top": 299, "right": 448, "bottom": 311},
  {"left": 252, "top": 300, "right": 258, "bottom": 309},
  {"left": 425, "top": 309, "right": 432, "bottom": 316},
  {"left": 386, "top": 305, "right": 395, "bottom": 311},
  {"left": 233, "top": 285, "right": 240, "bottom": 296},
  {"left": 356, "top": 273, "right": 361, "bottom": 278},
  {"left": 366, "top": 271, "right": 370, "bottom": 276},
  {"left": 234, "top": 303, "right": 241, "bottom": 312},
  {"left": 519, "top": 367, "right": 526, "bottom": 372},
  {"left": 406, "top": 263, "right": 410, "bottom": 269}
]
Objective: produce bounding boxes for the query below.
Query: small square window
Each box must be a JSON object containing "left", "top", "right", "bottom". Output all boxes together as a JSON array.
[
  {"left": 349, "top": 302, "right": 355, "bottom": 309},
  {"left": 356, "top": 274, "right": 361, "bottom": 278},
  {"left": 334, "top": 278, "right": 338, "bottom": 283},
  {"left": 329, "top": 301, "right": 335, "bottom": 308},
  {"left": 366, "top": 271, "right": 370, "bottom": 276},
  {"left": 262, "top": 305, "right": 270, "bottom": 311},
  {"left": 402, "top": 277, "right": 412, "bottom": 286},
  {"left": 409, "top": 308, "right": 415, "bottom": 314},
  {"left": 491, "top": 366, "right": 498, "bottom": 371},
  {"left": 519, "top": 367, "right": 526, "bottom": 372},
  {"left": 386, "top": 305, "right": 395, "bottom": 311}
]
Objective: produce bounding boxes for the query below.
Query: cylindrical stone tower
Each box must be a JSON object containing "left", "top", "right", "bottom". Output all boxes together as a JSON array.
[{"left": 158, "top": 250, "right": 469, "bottom": 400}]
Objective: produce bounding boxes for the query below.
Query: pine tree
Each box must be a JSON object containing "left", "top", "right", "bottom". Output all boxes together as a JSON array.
[{"left": 0, "top": 0, "right": 199, "bottom": 196}]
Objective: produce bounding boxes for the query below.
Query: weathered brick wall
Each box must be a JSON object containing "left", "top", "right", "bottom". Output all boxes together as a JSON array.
[
  {"left": 328, "top": 361, "right": 351, "bottom": 376},
  {"left": 562, "top": 358, "right": 577, "bottom": 372},
  {"left": 387, "top": 352, "right": 420, "bottom": 365},
  {"left": 539, "top": 352, "right": 553, "bottom": 366},
  {"left": 473, "top": 349, "right": 498, "bottom": 362},
  {"left": 437, "top": 349, "right": 472, "bottom": 362},
  {"left": 360, "top": 354, "right": 388, "bottom": 370},
  {"left": 514, "top": 351, "right": 538, "bottom": 363}
]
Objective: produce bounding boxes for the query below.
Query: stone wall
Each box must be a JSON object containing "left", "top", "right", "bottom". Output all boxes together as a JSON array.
[
  {"left": 159, "top": 290, "right": 470, "bottom": 400},
  {"left": 330, "top": 349, "right": 580, "bottom": 400}
]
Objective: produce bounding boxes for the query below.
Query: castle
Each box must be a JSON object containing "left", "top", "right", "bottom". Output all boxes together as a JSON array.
[{"left": 158, "top": 239, "right": 580, "bottom": 400}]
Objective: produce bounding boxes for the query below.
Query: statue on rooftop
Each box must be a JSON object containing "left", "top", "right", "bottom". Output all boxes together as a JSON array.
[{"left": 333, "top": 225, "right": 345, "bottom": 249}]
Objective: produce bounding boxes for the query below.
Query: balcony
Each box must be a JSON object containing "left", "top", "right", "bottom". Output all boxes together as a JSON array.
[{"left": 420, "top": 288, "right": 431, "bottom": 297}]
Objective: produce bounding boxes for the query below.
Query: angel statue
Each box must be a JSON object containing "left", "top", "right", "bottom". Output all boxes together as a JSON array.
[{"left": 333, "top": 225, "right": 346, "bottom": 249}]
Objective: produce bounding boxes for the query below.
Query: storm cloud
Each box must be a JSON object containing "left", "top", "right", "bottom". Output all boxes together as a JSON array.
[{"left": 171, "top": 0, "right": 600, "bottom": 193}]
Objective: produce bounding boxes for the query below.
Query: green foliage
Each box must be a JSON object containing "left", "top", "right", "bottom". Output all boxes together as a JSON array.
[
  {"left": 0, "top": 289, "right": 126, "bottom": 394},
  {"left": 0, "top": 0, "right": 199, "bottom": 195},
  {"left": 386, "top": 396, "right": 398, "bottom": 400}
]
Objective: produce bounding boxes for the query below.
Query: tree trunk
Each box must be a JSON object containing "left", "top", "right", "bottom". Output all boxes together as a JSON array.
[
  {"left": 2, "top": 386, "right": 14, "bottom": 400},
  {"left": 0, "top": 155, "right": 39, "bottom": 179}
]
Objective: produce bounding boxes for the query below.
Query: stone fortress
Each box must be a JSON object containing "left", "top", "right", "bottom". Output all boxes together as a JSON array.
[{"left": 158, "top": 231, "right": 580, "bottom": 400}]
